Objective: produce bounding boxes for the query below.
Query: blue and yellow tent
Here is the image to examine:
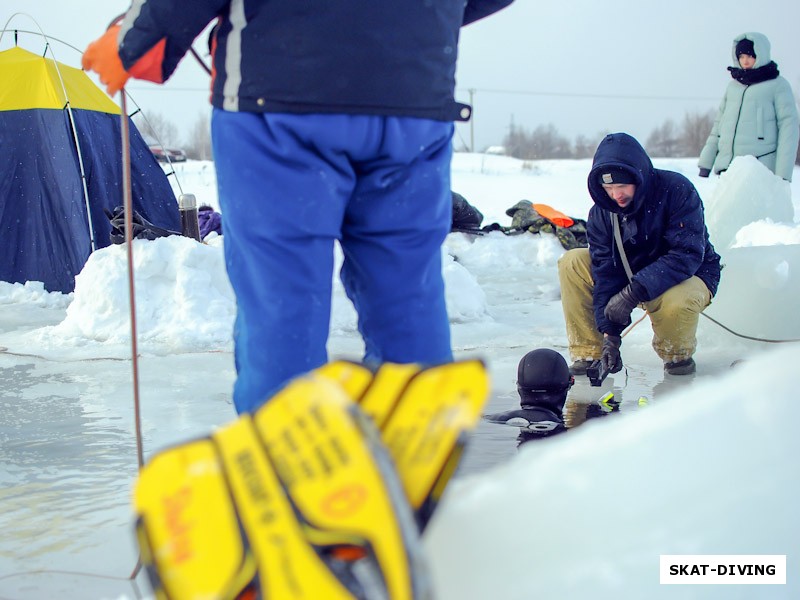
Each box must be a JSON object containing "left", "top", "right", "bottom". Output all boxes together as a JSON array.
[{"left": 0, "top": 46, "right": 180, "bottom": 293}]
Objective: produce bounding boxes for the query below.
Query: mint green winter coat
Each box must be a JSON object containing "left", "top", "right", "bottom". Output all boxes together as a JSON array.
[{"left": 699, "top": 32, "right": 799, "bottom": 181}]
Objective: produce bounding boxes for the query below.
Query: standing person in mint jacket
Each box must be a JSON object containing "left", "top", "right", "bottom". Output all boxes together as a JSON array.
[
  {"left": 82, "top": 0, "right": 514, "bottom": 414},
  {"left": 559, "top": 133, "right": 722, "bottom": 377},
  {"left": 698, "top": 32, "right": 799, "bottom": 182}
]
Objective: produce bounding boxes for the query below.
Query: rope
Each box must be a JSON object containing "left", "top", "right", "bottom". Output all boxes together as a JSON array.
[
  {"left": 0, "top": 570, "right": 144, "bottom": 598},
  {"left": 611, "top": 213, "right": 799, "bottom": 345},
  {"left": 617, "top": 307, "right": 800, "bottom": 344},
  {"left": 700, "top": 312, "right": 800, "bottom": 344},
  {"left": 621, "top": 311, "right": 648, "bottom": 338},
  {"left": 190, "top": 46, "right": 212, "bottom": 75}
]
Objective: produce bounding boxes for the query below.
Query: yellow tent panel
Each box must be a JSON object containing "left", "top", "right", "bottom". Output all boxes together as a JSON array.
[
  {"left": 0, "top": 46, "right": 120, "bottom": 114},
  {"left": 0, "top": 43, "right": 179, "bottom": 293}
]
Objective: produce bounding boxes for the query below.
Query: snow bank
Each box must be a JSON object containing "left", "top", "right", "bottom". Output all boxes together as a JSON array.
[{"left": 705, "top": 156, "right": 795, "bottom": 250}]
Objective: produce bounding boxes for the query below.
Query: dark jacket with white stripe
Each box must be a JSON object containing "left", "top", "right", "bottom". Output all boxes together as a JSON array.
[
  {"left": 118, "top": 0, "right": 514, "bottom": 122},
  {"left": 586, "top": 133, "right": 722, "bottom": 337}
]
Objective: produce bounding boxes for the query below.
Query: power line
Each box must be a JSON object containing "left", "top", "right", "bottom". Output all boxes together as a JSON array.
[
  {"left": 127, "top": 85, "right": 720, "bottom": 104},
  {"left": 456, "top": 87, "right": 720, "bottom": 102},
  {"left": 124, "top": 85, "right": 209, "bottom": 93}
]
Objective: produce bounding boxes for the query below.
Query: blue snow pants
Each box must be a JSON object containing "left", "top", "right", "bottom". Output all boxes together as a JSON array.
[{"left": 212, "top": 110, "right": 454, "bottom": 414}]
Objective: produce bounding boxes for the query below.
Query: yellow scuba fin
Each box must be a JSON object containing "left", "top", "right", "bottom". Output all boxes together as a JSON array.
[
  {"left": 316, "top": 359, "right": 490, "bottom": 531},
  {"left": 251, "top": 373, "right": 426, "bottom": 600},
  {"left": 377, "top": 360, "right": 489, "bottom": 529},
  {"left": 133, "top": 373, "right": 428, "bottom": 600},
  {"left": 133, "top": 438, "right": 258, "bottom": 600}
]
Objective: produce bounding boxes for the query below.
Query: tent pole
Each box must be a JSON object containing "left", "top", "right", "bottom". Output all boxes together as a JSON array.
[
  {"left": 33, "top": 31, "right": 98, "bottom": 253},
  {"left": 64, "top": 103, "right": 97, "bottom": 253}
]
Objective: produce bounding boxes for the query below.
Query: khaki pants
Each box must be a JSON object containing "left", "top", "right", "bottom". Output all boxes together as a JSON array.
[{"left": 557, "top": 248, "right": 712, "bottom": 363}]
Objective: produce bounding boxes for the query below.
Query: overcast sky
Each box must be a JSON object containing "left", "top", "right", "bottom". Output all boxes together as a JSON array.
[{"left": 3, "top": 1, "right": 800, "bottom": 152}]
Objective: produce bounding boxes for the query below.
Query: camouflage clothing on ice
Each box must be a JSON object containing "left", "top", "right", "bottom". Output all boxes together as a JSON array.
[{"left": 504, "top": 200, "right": 587, "bottom": 250}]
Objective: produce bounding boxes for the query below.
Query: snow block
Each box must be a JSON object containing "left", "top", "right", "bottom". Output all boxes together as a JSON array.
[
  {"left": 705, "top": 244, "right": 800, "bottom": 340},
  {"left": 705, "top": 156, "right": 794, "bottom": 250}
]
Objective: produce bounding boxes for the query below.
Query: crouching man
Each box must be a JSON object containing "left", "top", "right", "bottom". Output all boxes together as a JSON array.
[{"left": 558, "top": 133, "right": 722, "bottom": 377}]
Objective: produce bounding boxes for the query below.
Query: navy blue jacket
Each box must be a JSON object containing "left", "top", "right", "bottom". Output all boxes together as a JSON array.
[
  {"left": 118, "top": 0, "right": 513, "bottom": 122},
  {"left": 586, "top": 133, "right": 722, "bottom": 336}
]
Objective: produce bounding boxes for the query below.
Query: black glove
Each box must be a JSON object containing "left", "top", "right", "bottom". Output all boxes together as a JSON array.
[
  {"left": 604, "top": 283, "right": 643, "bottom": 324},
  {"left": 698, "top": 168, "right": 711, "bottom": 178},
  {"left": 601, "top": 334, "right": 623, "bottom": 374}
]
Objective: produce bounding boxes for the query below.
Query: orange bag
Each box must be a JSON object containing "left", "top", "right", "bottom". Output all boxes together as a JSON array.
[{"left": 532, "top": 203, "right": 574, "bottom": 228}]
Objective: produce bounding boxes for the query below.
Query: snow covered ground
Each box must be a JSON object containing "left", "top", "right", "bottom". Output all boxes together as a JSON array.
[{"left": 1, "top": 152, "right": 799, "bottom": 599}]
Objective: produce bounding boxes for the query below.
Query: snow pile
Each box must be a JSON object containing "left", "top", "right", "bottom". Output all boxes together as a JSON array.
[
  {"left": 0, "top": 281, "right": 71, "bottom": 309},
  {"left": 328, "top": 243, "right": 491, "bottom": 333},
  {"left": 705, "top": 156, "right": 795, "bottom": 250},
  {"left": 704, "top": 244, "right": 800, "bottom": 340},
  {"left": 733, "top": 220, "right": 800, "bottom": 247},
  {"left": 442, "top": 249, "right": 491, "bottom": 323},
  {"left": 44, "top": 235, "right": 235, "bottom": 354},
  {"left": 696, "top": 157, "right": 800, "bottom": 341},
  {"left": 23, "top": 228, "right": 490, "bottom": 356}
]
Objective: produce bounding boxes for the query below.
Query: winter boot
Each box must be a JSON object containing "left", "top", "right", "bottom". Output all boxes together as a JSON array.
[
  {"left": 569, "top": 359, "right": 594, "bottom": 376},
  {"left": 664, "top": 357, "right": 696, "bottom": 375}
]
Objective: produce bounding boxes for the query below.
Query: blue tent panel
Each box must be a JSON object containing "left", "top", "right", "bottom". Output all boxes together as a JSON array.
[{"left": 0, "top": 107, "right": 180, "bottom": 293}]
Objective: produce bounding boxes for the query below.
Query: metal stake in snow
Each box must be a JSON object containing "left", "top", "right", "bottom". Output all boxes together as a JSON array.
[{"left": 120, "top": 90, "right": 145, "bottom": 472}]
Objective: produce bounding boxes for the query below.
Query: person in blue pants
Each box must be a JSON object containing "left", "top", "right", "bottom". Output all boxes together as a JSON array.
[
  {"left": 214, "top": 113, "right": 455, "bottom": 411},
  {"left": 83, "top": 0, "right": 514, "bottom": 413}
]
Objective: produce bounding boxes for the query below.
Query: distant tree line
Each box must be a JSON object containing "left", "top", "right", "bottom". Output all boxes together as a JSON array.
[
  {"left": 499, "top": 108, "right": 800, "bottom": 166},
  {"left": 500, "top": 122, "right": 607, "bottom": 160},
  {"left": 498, "top": 110, "right": 718, "bottom": 160},
  {"left": 142, "top": 104, "right": 800, "bottom": 166},
  {"left": 644, "top": 110, "right": 716, "bottom": 158},
  {"left": 184, "top": 114, "right": 213, "bottom": 160},
  {"left": 134, "top": 111, "right": 214, "bottom": 161}
]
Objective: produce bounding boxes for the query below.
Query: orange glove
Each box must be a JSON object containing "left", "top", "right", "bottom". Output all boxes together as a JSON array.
[{"left": 82, "top": 25, "right": 129, "bottom": 96}]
